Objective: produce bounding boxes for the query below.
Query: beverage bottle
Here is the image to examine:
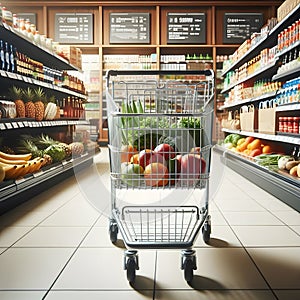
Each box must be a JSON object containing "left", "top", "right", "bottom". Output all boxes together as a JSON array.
[
  {"left": 9, "top": 44, "right": 16, "bottom": 73},
  {"left": 4, "top": 41, "right": 10, "bottom": 72},
  {"left": 0, "top": 40, "right": 5, "bottom": 70}
]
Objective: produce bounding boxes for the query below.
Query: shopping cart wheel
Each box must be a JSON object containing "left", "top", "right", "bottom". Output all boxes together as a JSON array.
[
  {"left": 181, "top": 250, "right": 196, "bottom": 283},
  {"left": 202, "top": 216, "right": 211, "bottom": 243},
  {"left": 109, "top": 220, "right": 118, "bottom": 243},
  {"left": 124, "top": 250, "right": 139, "bottom": 283}
]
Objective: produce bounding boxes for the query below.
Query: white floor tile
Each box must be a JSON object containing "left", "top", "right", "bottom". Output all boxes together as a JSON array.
[
  {"left": 0, "top": 291, "right": 46, "bottom": 300},
  {"left": 194, "top": 225, "right": 242, "bottom": 248},
  {"left": 155, "top": 248, "right": 268, "bottom": 289},
  {"left": 272, "top": 210, "right": 300, "bottom": 226},
  {"left": 53, "top": 248, "right": 156, "bottom": 290},
  {"left": 222, "top": 211, "right": 284, "bottom": 226},
  {"left": 231, "top": 225, "right": 300, "bottom": 247},
  {"left": 0, "top": 248, "right": 74, "bottom": 289},
  {"left": 291, "top": 225, "right": 300, "bottom": 235},
  {"left": 215, "top": 197, "right": 266, "bottom": 212},
  {"left": 247, "top": 248, "right": 300, "bottom": 289},
  {"left": 13, "top": 226, "right": 90, "bottom": 247},
  {"left": 46, "top": 290, "right": 154, "bottom": 300},
  {"left": 80, "top": 226, "right": 114, "bottom": 247},
  {"left": 154, "top": 290, "right": 277, "bottom": 300},
  {"left": 0, "top": 226, "right": 32, "bottom": 247}
]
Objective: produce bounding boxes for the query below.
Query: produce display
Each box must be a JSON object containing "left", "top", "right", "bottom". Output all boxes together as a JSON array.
[
  {"left": 0, "top": 134, "right": 98, "bottom": 183},
  {"left": 119, "top": 138, "right": 208, "bottom": 188},
  {"left": 222, "top": 133, "right": 300, "bottom": 179}
]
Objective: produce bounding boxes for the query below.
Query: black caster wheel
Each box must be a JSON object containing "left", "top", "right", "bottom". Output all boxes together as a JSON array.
[
  {"left": 181, "top": 250, "right": 197, "bottom": 283},
  {"left": 124, "top": 250, "right": 139, "bottom": 284},
  {"left": 126, "top": 257, "right": 136, "bottom": 283},
  {"left": 109, "top": 220, "right": 118, "bottom": 243},
  {"left": 183, "top": 258, "right": 194, "bottom": 283},
  {"left": 202, "top": 216, "right": 211, "bottom": 243}
]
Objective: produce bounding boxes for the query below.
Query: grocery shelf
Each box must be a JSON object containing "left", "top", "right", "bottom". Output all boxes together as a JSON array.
[
  {"left": 220, "top": 91, "right": 277, "bottom": 110},
  {"left": 221, "top": 4, "right": 300, "bottom": 76},
  {"left": 0, "top": 23, "right": 77, "bottom": 71},
  {"left": 0, "top": 71, "right": 87, "bottom": 100},
  {"left": 0, "top": 151, "right": 96, "bottom": 215},
  {"left": 222, "top": 128, "right": 300, "bottom": 145},
  {"left": 272, "top": 65, "right": 300, "bottom": 81},
  {"left": 0, "top": 119, "right": 89, "bottom": 131},
  {"left": 214, "top": 145, "right": 300, "bottom": 212},
  {"left": 221, "top": 60, "right": 278, "bottom": 93}
]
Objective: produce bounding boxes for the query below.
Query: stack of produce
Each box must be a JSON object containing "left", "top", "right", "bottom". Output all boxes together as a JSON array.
[{"left": 9, "top": 86, "right": 59, "bottom": 121}]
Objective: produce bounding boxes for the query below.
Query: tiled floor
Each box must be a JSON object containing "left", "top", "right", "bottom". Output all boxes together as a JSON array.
[{"left": 0, "top": 147, "right": 299, "bottom": 300}]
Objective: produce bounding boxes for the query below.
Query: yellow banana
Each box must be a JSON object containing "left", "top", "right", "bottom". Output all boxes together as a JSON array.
[
  {"left": 0, "top": 156, "right": 28, "bottom": 165},
  {"left": 0, "top": 151, "right": 32, "bottom": 161}
]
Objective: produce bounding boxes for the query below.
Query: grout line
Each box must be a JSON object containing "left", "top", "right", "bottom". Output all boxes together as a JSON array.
[
  {"left": 41, "top": 213, "right": 103, "bottom": 300},
  {"left": 152, "top": 250, "right": 158, "bottom": 300}
]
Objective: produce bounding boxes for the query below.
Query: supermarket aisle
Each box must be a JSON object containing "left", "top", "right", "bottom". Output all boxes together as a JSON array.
[{"left": 0, "top": 147, "right": 299, "bottom": 300}]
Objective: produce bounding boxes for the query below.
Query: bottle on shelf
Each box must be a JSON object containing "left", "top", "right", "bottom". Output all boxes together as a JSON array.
[
  {"left": 4, "top": 41, "right": 10, "bottom": 72},
  {"left": 0, "top": 40, "right": 6, "bottom": 70}
]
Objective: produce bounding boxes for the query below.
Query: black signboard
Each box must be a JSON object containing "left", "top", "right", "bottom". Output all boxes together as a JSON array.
[
  {"left": 55, "top": 13, "right": 93, "bottom": 44},
  {"left": 223, "top": 13, "right": 263, "bottom": 44},
  {"left": 109, "top": 13, "right": 150, "bottom": 44},
  {"left": 167, "top": 13, "right": 206, "bottom": 44},
  {"left": 18, "top": 13, "right": 37, "bottom": 27}
]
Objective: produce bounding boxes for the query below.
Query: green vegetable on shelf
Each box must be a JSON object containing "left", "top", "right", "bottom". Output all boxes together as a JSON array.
[{"left": 223, "top": 134, "right": 242, "bottom": 147}]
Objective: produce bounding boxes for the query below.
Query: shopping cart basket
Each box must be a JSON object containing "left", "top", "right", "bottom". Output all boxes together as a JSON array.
[{"left": 106, "top": 69, "right": 215, "bottom": 283}]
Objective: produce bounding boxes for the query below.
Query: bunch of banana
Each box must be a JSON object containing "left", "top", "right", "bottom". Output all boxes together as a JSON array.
[{"left": 0, "top": 151, "right": 45, "bottom": 181}]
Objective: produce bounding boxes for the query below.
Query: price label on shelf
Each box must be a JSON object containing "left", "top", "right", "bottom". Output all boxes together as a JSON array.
[
  {"left": 0, "top": 123, "right": 6, "bottom": 130},
  {"left": 11, "top": 122, "right": 18, "bottom": 129},
  {"left": 5, "top": 123, "right": 13, "bottom": 129},
  {"left": 0, "top": 70, "right": 7, "bottom": 77},
  {"left": 18, "top": 122, "right": 24, "bottom": 127}
]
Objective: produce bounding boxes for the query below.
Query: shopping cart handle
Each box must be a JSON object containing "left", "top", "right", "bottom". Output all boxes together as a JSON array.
[{"left": 105, "top": 69, "right": 214, "bottom": 88}]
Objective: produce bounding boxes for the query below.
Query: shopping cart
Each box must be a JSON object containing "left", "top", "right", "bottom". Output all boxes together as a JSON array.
[{"left": 106, "top": 69, "right": 215, "bottom": 283}]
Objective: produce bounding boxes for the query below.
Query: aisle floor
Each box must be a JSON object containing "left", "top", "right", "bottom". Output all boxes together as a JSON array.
[{"left": 0, "top": 147, "right": 299, "bottom": 300}]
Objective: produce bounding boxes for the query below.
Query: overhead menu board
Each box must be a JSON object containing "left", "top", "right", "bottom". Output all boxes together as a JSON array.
[
  {"left": 55, "top": 13, "right": 93, "bottom": 44},
  {"left": 109, "top": 13, "right": 150, "bottom": 44},
  {"left": 223, "top": 13, "right": 263, "bottom": 44},
  {"left": 167, "top": 12, "right": 206, "bottom": 44}
]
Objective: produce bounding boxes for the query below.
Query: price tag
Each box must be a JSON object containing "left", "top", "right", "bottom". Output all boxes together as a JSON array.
[
  {"left": 11, "top": 122, "right": 18, "bottom": 129},
  {"left": 0, "top": 70, "right": 7, "bottom": 77},
  {"left": 23, "top": 121, "right": 28, "bottom": 127},
  {"left": 5, "top": 123, "right": 13, "bottom": 129},
  {"left": 18, "top": 122, "right": 24, "bottom": 127},
  {"left": 7, "top": 72, "right": 18, "bottom": 79},
  {"left": 0, "top": 123, "right": 6, "bottom": 130},
  {"left": 15, "top": 177, "right": 26, "bottom": 184}
]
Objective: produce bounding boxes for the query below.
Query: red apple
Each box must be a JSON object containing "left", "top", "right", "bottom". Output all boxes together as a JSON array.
[
  {"left": 179, "top": 153, "right": 206, "bottom": 186},
  {"left": 154, "top": 143, "right": 176, "bottom": 160},
  {"left": 190, "top": 147, "right": 201, "bottom": 154},
  {"left": 138, "top": 149, "right": 166, "bottom": 169}
]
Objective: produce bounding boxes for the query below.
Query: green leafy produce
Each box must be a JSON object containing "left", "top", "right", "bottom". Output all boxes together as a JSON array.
[
  {"left": 44, "top": 144, "right": 66, "bottom": 162},
  {"left": 255, "top": 154, "right": 284, "bottom": 170},
  {"left": 224, "top": 134, "right": 242, "bottom": 147}
]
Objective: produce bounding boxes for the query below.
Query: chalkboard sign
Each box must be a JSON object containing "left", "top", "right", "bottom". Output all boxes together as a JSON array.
[
  {"left": 55, "top": 13, "right": 93, "bottom": 44},
  {"left": 167, "top": 13, "right": 206, "bottom": 44},
  {"left": 18, "top": 13, "right": 37, "bottom": 27},
  {"left": 109, "top": 13, "right": 150, "bottom": 44},
  {"left": 223, "top": 13, "right": 263, "bottom": 44}
]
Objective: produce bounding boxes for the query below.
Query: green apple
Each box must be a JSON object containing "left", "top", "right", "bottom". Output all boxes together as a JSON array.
[{"left": 121, "top": 163, "right": 144, "bottom": 187}]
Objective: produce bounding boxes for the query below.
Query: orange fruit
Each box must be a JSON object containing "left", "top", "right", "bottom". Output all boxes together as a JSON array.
[
  {"left": 262, "top": 145, "right": 272, "bottom": 154},
  {"left": 120, "top": 145, "right": 138, "bottom": 163},
  {"left": 144, "top": 162, "right": 169, "bottom": 187}
]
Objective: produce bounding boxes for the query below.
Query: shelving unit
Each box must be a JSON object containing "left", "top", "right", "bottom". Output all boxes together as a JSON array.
[
  {"left": 3, "top": 0, "right": 283, "bottom": 143},
  {"left": 0, "top": 21, "right": 95, "bottom": 214},
  {"left": 218, "top": 4, "right": 300, "bottom": 210}
]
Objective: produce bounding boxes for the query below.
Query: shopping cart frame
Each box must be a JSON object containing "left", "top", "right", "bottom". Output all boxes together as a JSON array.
[{"left": 106, "top": 69, "right": 214, "bottom": 283}]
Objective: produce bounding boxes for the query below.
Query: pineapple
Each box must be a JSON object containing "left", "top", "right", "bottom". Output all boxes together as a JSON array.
[
  {"left": 69, "top": 142, "right": 85, "bottom": 156},
  {"left": 23, "top": 87, "right": 36, "bottom": 119},
  {"left": 34, "top": 87, "right": 45, "bottom": 121},
  {"left": 38, "top": 134, "right": 71, "bottom": 157},
  {"left": 9, "top": 86, "right": 25, "bottom": 118}
]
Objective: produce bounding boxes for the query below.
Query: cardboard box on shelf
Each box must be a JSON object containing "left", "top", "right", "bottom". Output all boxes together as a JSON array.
[
  {"left": 57, "top": 45, "right": 82, "bottom": 69},
  {"left": 277, "top": 0, "right": 300, "bottom": 22}
]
